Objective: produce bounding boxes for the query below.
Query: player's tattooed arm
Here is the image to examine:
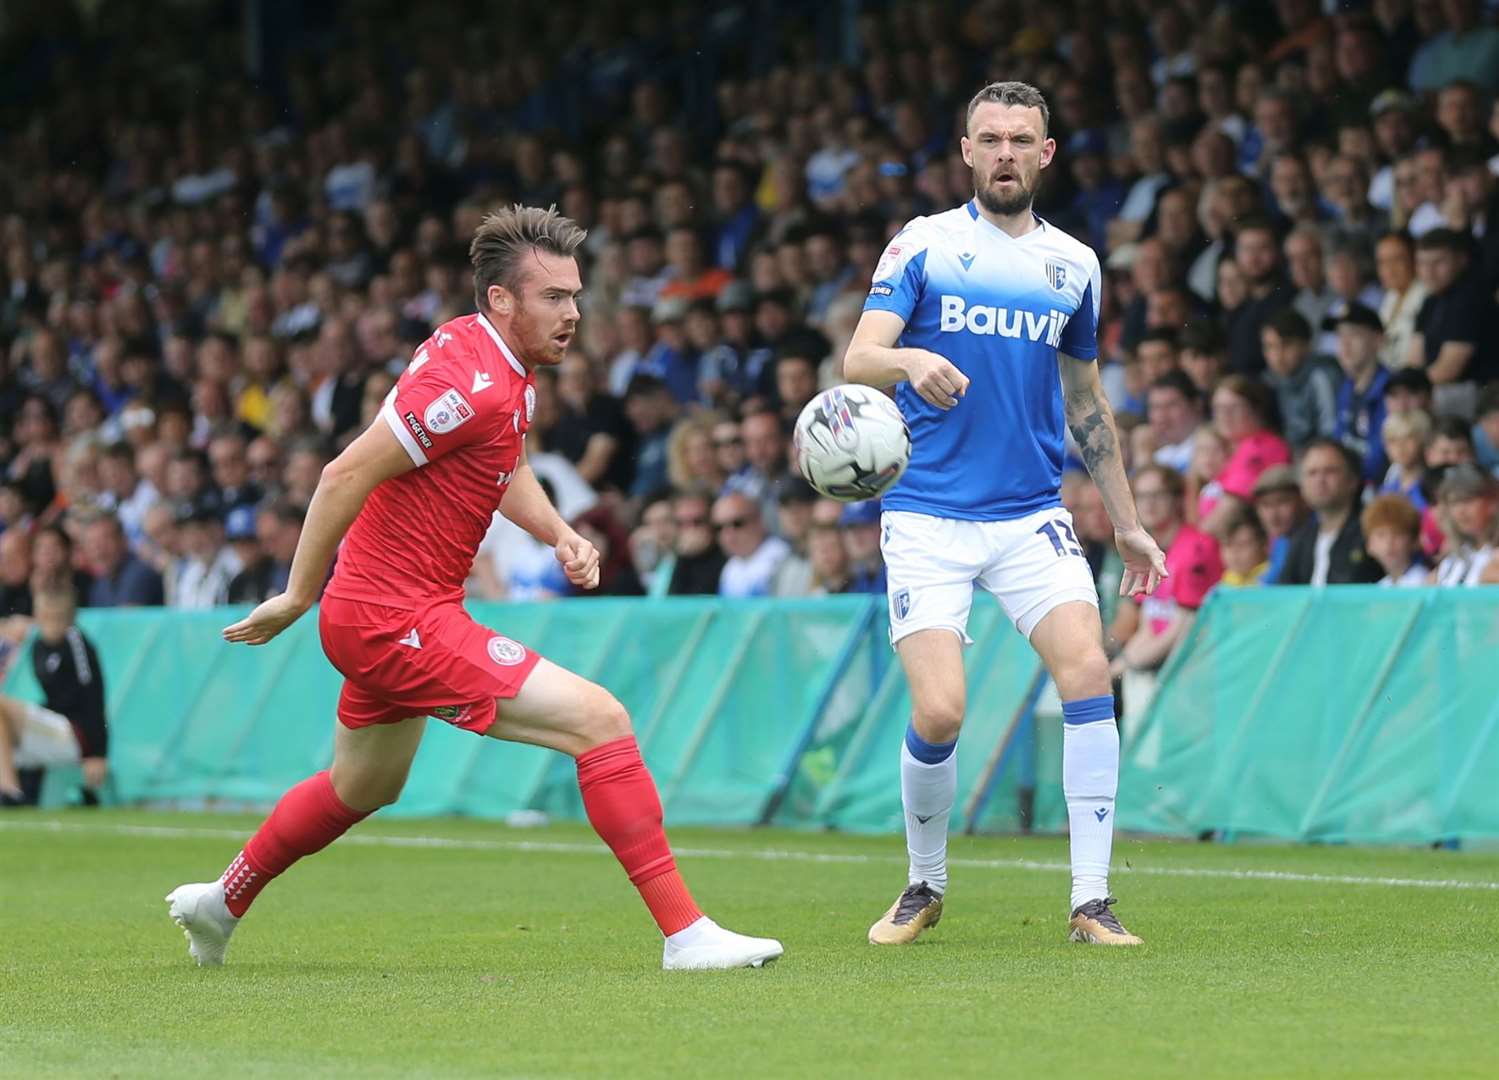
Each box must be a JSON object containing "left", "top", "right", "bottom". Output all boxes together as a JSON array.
[
  {"left": 1059, "top": 355, "right": 1168, "bottom": 596},
  {"left": 1058, "top": 355, "right": 1135, "bottom": 527}
]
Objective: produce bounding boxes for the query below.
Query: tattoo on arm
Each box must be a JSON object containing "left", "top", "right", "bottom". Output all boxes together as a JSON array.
[{"left": 1063, "top": 375, "right": 1138, "bottom": 530}]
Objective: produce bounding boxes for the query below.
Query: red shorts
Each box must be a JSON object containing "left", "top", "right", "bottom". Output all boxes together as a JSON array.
[{"left": 318, "top": 596, "right": 542, "bottom": 734}]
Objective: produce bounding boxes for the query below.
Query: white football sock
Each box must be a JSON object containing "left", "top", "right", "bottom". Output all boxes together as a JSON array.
[
  {"left": 901, "top": 741, "right": 956, "bottom": 895},
  {"left": 1063, "top": 716, "right": 1119, "bottom": 912}
]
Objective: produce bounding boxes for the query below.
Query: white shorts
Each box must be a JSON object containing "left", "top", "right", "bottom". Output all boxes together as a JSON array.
[
  {"left": 881, "top": 507, "right": 1099, "bottom": 645},
  {"left": 12, "top": 704, "right": 81, "bottom": 770}
]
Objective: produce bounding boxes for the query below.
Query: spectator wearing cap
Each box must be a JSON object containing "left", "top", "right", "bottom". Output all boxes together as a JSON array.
[
  {"left": 1433, "top": 464, "right": 1498, "bottom": 585},
  {"left": 1412, "top": 229, "right": 1499, "bottom": 418},
  {"left": 1148, "top": 371, "right": 1203, "bottom": 474},
  {"left": 771, "top": 481, "right": 817, "bottom": 598},
  {"left": 698, "top": 282, "right": 760, "bottom": 406},
  {"left": 1361, "top": 494, "right": 1429, "bottom": 586},
  {"left": 1262, "top": 308, "right": 1341, "bottom": 448},
  {"left": 1333, "top": 303, "right": 1393, "bottom": 483},
  {"left": 1374, "top": 232, "right": 1427, "bottom": 371},
  {"left": 82, "top": 511, "right": 163, "bottom": 608},
  {"left": 1368, "top": 91, "right": 1420, "bottom": 213},
  {"left": 228, "top": 502, "right": 302, "bottom": 605},
  {"left": 711, "top": 492, "right": 788, "bottom": 598},
  {"left": 640, "top": 295, "right": 700, "bottom": 405},
  {"left": 1473, "top": 386, "right": 1499, "bottom": 475},
  {"left": 1274, "top": 440, "right": 1382, "bottom": 585},
  {"left": 839, "top": 500, "right": 886, "bottom": 594},
  {"left": 1110, "top": 465, "right": 1222, "bottom": 676},
  {"left": 1253, "top": 464, "right": 1309, "bottom": 584},
  {"left": 169, "top": 501, "right": 243, "bottom": 609},
  {"left": 1379, "top": 409, "right": 1433, "bottom": 510},
  {"left": 1407, "top": 0, "right": 1499, "bottom": 96}
]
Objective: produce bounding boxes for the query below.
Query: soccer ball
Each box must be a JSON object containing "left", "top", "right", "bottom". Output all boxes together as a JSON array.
[{"left": 792, "top": 384, "right": 911, "bottom": 502}]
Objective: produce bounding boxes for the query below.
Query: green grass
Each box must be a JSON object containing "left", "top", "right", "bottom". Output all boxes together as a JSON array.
[{"left": 3, "top": 810, "right": 1498, "bottom": 1079}]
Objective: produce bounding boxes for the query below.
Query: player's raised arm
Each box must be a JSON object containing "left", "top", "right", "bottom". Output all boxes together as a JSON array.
[
  {"left": 222, "top": 420, "right": 417, "bottom": 644},
  {"left": 1057, "top": 354, "right": 1168, "bottom": 596},
  {"left": 844, "top": 310, "right": 970, "bottom": 409}
]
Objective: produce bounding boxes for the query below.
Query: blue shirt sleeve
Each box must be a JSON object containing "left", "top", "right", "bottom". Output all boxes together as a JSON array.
[
  {"left": 1059, "top": 253, "right": 1101, "bottom": 361},
  {"left": 863, "top": 225, "right": 928, "bottom": 324}
]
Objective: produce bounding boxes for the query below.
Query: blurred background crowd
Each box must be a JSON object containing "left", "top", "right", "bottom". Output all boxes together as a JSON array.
[{"left": 2, "top": 0, "right": 1498, "bottom": 679}]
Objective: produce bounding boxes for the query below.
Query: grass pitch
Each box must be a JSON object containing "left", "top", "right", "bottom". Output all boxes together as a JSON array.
[{"left": 3, "top": 810, "right": 1497, "bottom": 1079}]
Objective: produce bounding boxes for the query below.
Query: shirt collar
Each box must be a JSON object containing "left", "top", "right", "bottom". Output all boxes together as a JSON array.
[{"left": 475, "top": 313, "right": 528, "bottom": 377}]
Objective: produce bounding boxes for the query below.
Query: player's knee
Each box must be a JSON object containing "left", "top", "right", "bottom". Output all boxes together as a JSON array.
[
  {"left": 579, "top": 691, "right": 633, "bottom": 750},
  {"left": 331, "top": 764, "right": 407, "bottom": 812},
  {"left": 911, "top": 694, "right": 964, "bottom": 745},
  {"left": 1052, "top": 645, "right": 1112, "bottom": 700}
]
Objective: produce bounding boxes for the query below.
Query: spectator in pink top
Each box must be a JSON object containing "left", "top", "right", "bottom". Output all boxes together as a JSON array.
[
  {"left": 1109, "top": 465, "right": 1224, "bottom": 677},
  {"left": 1207, "top": 375, "right": 1292, "bottom": 532}
]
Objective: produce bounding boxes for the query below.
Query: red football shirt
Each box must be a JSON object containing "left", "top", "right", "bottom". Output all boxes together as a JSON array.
[{"left": 325, "top": 313, "right": 536, "bottom": 609}]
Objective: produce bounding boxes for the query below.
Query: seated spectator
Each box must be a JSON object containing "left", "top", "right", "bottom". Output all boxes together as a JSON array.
[
  {"left": 839, "top": 500, "right": 887, "bottom": 594},
  {"left": 772, "top": 481, "right": 816, "bottom": 597},
  {"left": 1110, "top": 464, "right": 1222, "bottom": 675},
  {"left": 806, "top": 523, "right": 854, "bottom": 596},
  {"left": 1379, "top": 409, "right": 1432, "bottom": 509},
  {"left": 1147, "top": 371, "right": 1204, "bottom": 473},
  {"left": 712, "top": 492, "right": 789, "bottom": 598},
  {"left": 1410, "top": 228, "right": 1498, "bottom": 419},
  {"left": 1252, "top": 464, "right": 1309, "bottom": 585},
  {"left": 1274, "top": 439, "right": 1383, "bottom": 585},
  {"left": 666, "top": 492, "right": 726, "bottom": 596},
  {"left": 1068, "top": 477, "right": 1125, "bottom": 629},
  {"left": 724, "top": 408, "right": 794, "bottom": 536},
  {"left": 1210, "top": 374, "right": 1293, "bottom": 505},
  {"left": 665, "top": 414, "right": 724, "bottom": 498},
  {"left": 1223, "top": 217, "right": 1295, "bottom": 377},
  {"left": 82, "top": 511, "right": 163, "bottom": 607},
  {"left": 169, "top": 502, "right": 243, "bottom": 609},
  {"left": 1187, "top": 426, "right": 1229, "bottom": 523},
  {"left": 553, "top": 355, "right": 635, "bottom": 492},
  {"left": 0, "top": 529, "right": 32, "bottom": 618},
  {"left": 1373, "top": 231, "right": 1427, "bottom": 371},
  {"left": 1473, "top": 385, "right": 1499, "bottom": 476},
  {"left": 1332, "top": 304, "right": 1392, "bottom": 484},
  {"left": 0, "top": 588, "right": 107, "bottom": 806},
  {"left": 31, "top": 524, "right": 92, "bottom": 600},
  {"left": 1384, "top": 367, "right": 1434, "bottom": 416},
  {"left": 228, "top": 502, "right": 302, "bottom": 605},
  {"left": 1427, "top": 414, "right": 1478, "bottom": 469},
  {"left": 622, "top": 375, "right": 678, "bottom": 499},
  {"left": 1261, "top": 308, "right": 1340, "bottom": 447},
  {"left": 567, "top": 507, "right": 643, "bottom": 597},
  {"left": 1178, "top": 323, "right": 1227, "bottom": 397},
  {"left": 628, "top": 493, "right": 676, "bottom": 599},
  {"left": 775, "top": 349, "right": 821, "bottom": 428},
  {"left": 1432, "top": 465, "right": 1497, "bottom": 586},
  {"left": 1215, "top": 508, "right": 1270, "bottom": 587},
  {"left": 1361, "top": 494, "right": 1429, "bottom": 587}
]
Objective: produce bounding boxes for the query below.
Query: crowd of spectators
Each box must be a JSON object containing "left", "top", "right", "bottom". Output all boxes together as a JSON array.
[{"left": 2, "top": 0, "right": 1497, "bottom": 680}]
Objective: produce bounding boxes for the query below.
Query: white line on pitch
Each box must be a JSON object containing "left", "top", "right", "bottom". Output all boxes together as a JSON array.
[{"left": 3, "top": 818, "right": 1496, "bottom": 892}]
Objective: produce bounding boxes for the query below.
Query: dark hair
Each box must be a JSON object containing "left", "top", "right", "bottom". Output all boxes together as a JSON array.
[
  {"left": 1264, "top": 307, "right": 1312, "bottom": 342},
  {"left": 1232, "top": 215, "right": 1281, "bottom": 249},
  {"left": 1416, "top": 228, "right": 1469, "bottom": 254},
  {"left": 1134, "top": 462, "right": 1186, "bottom": 500},
  {"left": 1149, "top": 369, "right": 1201, "bottom": 406},
  {"left": 1137, "top": 327, "right": 1180, "bottom": 352},
  {"left": 1216, "top": 505, "right": 1267, "bottom": 546},
  {"left": 1429, "top": 415, "right": 1474, "bottom": 445},
  {"left": 966, "top": 81, "right": 1050, "bottom": 136},
  {"left": 1179, "top": 323, "right": 1226, "bottom": 355},
  {"left": 469, "top": 204, "right": 587, "bottom": 311},
  {"left": 1299, "top": 437, "right": 1361, "bottom": 478}
]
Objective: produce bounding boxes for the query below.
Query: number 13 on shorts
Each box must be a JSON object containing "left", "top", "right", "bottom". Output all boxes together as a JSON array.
[{"left": 1036, "top": 517, "right": 1084, "bottom": 558}]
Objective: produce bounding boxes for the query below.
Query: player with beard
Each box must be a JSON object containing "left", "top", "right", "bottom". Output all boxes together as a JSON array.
[
  {"left": 845, "top": 83, "right": 1166, "bottom": 946},
  {"left": 165, "top": 206, "right": 782, "bottom": 972}
]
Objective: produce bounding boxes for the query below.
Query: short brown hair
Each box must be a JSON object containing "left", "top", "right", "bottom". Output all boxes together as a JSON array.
[
  {"left": 1133, "top": 462, "right": 1186, "bottom": 500},
  {"left": 1360, "top": 493, "right": 1421, "bottom": 540},
  {"left": 469, "top": 204, "right": 587, "bottom": 311},
  {"left": 966, "top": 81, "right": 1050, "bottom": 136}
]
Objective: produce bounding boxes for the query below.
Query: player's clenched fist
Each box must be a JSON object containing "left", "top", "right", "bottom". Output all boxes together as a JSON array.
[
  {"left": 901, "top": 349, "right": 970, "bottom": 409},
  {"left": 556, "top": 531, "right": 601, "bottom": 590}
]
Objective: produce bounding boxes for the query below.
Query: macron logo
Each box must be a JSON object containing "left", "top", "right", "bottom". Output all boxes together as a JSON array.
[
  {"left": 1094, "top": 807, "right": 1109, "bottom": 822},
  {"left": 398, "top": 628, "right": 422, "bottom": 649},
  {"left": 939, "top": 295, "right": 1068, "bottom": 347},
  {"left": 472, "top": 371, "right": 493, "bottom": 393}
]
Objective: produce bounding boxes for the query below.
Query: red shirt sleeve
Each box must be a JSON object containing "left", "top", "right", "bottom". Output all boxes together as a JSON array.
[{"left": 379, "top": 343, "right": 492, "bottom": 466}]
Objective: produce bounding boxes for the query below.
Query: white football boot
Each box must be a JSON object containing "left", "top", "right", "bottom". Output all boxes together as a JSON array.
[
  {"left": 165, "top": 881, "right": 240, "bottom": 966},
  {"left": 661, "top": 917, "right": 783, "bottom": 971}
]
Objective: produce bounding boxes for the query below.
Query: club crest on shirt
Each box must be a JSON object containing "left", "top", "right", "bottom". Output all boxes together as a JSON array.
[
  {"left": 488, "top": 636, "right": 527, "bottom": 666},
  {"left": 524, "top": 384, "right": 536, "bottom": 424},
  {"left": 892, "top": 587, "right": 911, "bottom": 620},
  {"left": 1045, "top": 259, "right": 1067, "bottom": 291},
  {"left": 424, "top": 388, "right": 474, "bottom": 435}
]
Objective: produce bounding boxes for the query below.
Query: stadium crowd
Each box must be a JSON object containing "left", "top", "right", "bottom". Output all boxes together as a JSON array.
[{"left": 2, "top": 0, "right": 1498, "bottom": 680}]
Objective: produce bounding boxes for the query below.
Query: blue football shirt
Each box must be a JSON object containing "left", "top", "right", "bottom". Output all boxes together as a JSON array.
[{"left": 863, "top": 200, "right": 1102, "bottom": 521}]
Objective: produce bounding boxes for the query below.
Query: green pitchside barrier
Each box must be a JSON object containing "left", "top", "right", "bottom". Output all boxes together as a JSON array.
[{"left": 6, "top": 589, "right": 1495, "bottom": 845}]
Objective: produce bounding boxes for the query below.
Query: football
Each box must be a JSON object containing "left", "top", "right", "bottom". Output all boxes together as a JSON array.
[{"left": 792, "top": 384, "right": 912, "bottom": 502}]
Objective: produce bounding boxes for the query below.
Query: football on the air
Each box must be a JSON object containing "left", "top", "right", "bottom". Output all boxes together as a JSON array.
[{"left": 792, "top": 384, "right": 911, "bottom": 502}]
